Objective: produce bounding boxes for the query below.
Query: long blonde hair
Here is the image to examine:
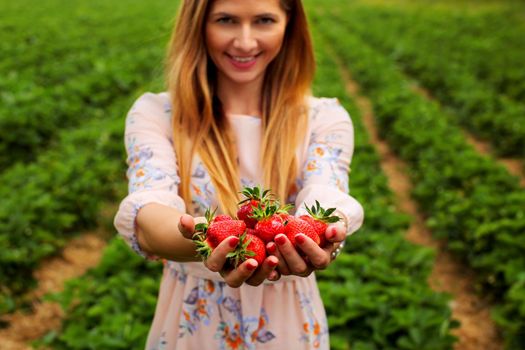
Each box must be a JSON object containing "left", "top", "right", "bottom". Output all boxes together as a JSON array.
[{"left": 166, "top": 0, "right": 315, "bottom": 216}]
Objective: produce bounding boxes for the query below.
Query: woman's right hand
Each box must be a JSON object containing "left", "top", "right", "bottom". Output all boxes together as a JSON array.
[{"left": 177, "top": 214, "right": 280, "bottom": 288}]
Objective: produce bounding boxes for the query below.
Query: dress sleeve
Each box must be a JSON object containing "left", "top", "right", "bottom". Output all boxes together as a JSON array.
[
  {"left": 294, "top": 98, "right": 364, "bottom": 236},
  {"left": 113, "top": 93, "right": 186, "bottom": 258}
]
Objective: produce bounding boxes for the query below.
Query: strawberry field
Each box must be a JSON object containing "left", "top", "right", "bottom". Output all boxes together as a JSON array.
[{"left": 1, "top": 0, "right": 524, "bottom": 349}]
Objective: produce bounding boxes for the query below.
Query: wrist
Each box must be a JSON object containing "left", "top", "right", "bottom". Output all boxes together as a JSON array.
[
  {"left": 331, "top": 239, "right": 346, "bottom": 260},
  {"left": 333, "top": 209, "right": 349, "bottom": 234}
]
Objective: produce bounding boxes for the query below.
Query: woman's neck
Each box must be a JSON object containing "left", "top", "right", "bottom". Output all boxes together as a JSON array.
[{"left": 217, "top": 78, "right": 263, "bottom": 117}]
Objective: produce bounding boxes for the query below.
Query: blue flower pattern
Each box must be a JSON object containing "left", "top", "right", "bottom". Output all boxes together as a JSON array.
[
  {"left": 126, "top": 136, "right": 180, "bottom": 193},
  {"left": 297, "top": 291, "right": 329, "bottom": 348},
  {"left": 163, "top": 268, "right": 278, "bottom": 350}
]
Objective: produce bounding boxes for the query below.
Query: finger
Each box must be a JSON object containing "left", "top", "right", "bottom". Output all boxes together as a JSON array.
[
  {"left": 295, "top": 234, "right": 330, "bottom": 269},
  {"left": 204, "top": 236, "right": 239, "bottom": 272},
  {"left": 267, "top": 269, "right": 281, "bottom": 282},
  {"left": 223, "top": 259, "right": 258, "bottom": 288},
  {"left": 267, "top": 242, "right": 291, "bottom": 276},
  {"left": 325, "top": 222, "right": 346, "bottom": 243},
  {"left": 274, "top": 234, "right": 310, "bottom": 276},
  {"left": 246, "top": 256, "right": 278, "bottom": 286},
  {"left": 178, "top": 214, "right": 196, "bottom": 239}
]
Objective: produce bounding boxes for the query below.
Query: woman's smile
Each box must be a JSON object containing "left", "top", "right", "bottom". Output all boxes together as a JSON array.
[{"left": 227, "top": 53, "right": 260, "bottom": 69}]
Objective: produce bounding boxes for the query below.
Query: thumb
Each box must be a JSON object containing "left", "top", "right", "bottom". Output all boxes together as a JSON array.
[
  {"left": 325, "top": 222, "right": 346, "bottom": 243},
  {"left": 178, "top": 214, "right": 196, "bottom": 239}
]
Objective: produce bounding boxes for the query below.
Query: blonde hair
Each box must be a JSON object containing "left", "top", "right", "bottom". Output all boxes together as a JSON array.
[{"left": 166, "top": 0, "right": 315, "bottom": 216}]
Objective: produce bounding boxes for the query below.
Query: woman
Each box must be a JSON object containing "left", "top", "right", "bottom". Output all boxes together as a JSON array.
[{"left": 114, "top": 0, "right": 364, "bottom": 348}]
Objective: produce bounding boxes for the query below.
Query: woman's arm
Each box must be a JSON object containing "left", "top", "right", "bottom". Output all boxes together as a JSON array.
[
  {"left": 114, "top": 93, "right": 193, "bottom": 260},
  {"left": 135, "top": 203, "right": 200, "bottom": 261},
  {"left": 273, "top": 98, "right": 364, "bottom": 276}
]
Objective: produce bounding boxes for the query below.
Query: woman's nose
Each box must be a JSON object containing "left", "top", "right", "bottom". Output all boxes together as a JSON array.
[{"left": 233, "top": 25, "right": 257, "bottom": 52}]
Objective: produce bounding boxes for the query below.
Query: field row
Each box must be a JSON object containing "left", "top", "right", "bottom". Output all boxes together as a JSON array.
[
  {"left": 0, "top": 0, "right": 179, "bottom": 314},
  {"left": 328, "top": 2, "right": 525, "bottom": 159},
  {"left": 0, "top": 0, "right": 175, "bottom": 170},
  {"left": 309, "top": 2, "right": 525, "bottom": 347}
]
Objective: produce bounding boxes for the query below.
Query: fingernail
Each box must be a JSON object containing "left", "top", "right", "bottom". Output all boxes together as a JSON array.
[
  {"left": 326, "top": 231, "right": 335, "bottom": 240},
  {"left": 266, "top": 243, "right": 276, "bottom": 254},
  {"left": 229, "top": 237, "right": 239, "bottom": 248},
  {"left": 267, "top": 258, "right": 278, "bottom": 267},
  {"left": 247, "top": 261, "right": 258, "bottom": 270},
  {"left": 295, "top": 234, "right": 306, "bottom": 244},
  {"left": 181, "top": 214, "right": 191, "bottom": 226},
  {"left": 269, "top": 271, "right": 279, "bottom": 280},
  {"left": 275, "top": 235, "right": 286, "bottom": 246}
]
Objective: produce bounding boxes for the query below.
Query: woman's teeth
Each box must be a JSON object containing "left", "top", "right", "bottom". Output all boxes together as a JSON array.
[{"left": 232, "top": 56, "right": 255, "bottom": 62}]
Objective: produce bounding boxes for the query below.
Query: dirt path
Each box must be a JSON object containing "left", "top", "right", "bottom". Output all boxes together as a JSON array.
[
  {"left": 335, "top": 58, "right": 503, "bottom": 349},
  {"left": 411, "top": 82, "right": 525, "bottom": 187},
  {"left": 0, "top": 227, "right": 109, "bottom": 349},
  {"left": 463, "top": 133, "right": 525, "bottom": 187}
]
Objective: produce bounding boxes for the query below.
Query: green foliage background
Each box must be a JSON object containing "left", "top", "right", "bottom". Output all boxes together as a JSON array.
[{"left": 1, "top": 0, "right": 524, "bottom": 349}]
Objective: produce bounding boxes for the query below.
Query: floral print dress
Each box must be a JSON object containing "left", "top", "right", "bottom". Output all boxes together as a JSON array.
[{"left": 114, "top": 92, "right": 364, "bottom": 350}]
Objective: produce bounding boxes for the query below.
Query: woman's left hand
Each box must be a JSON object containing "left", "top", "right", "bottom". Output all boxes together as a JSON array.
[{"left": 267, "top": 221, "right": 347, "bottom": 277}]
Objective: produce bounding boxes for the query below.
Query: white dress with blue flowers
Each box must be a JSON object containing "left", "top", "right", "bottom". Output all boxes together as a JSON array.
[{"left": 114, "top": 92, "right": 364, "bottom": 350}]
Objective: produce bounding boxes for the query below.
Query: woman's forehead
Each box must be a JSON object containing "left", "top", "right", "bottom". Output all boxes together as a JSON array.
[{"left": 208, "top": 0, "right": 285, "bottom": 14}]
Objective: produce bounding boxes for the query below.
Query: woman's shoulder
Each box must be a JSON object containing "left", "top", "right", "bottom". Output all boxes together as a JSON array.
[
  {"left": 306, "top": 96, "right": 352, "bottom": 124},
  {"left": 129, "top": 91, "right": 171, "bottom": 116},
  {"left": 125, "top": 92, "right": 172, "bottom": 132}
]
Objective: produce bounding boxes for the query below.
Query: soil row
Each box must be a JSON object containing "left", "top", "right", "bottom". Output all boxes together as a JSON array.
[
  {"left": 337, "top": 58, "right": 504, "bottom": 350},
  {"left": 0, "top": 232, "right": 107, "bottom": 350}
]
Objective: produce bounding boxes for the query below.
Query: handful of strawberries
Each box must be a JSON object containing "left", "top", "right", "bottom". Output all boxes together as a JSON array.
[{"left": 192, "top": 186, "right": 340, "bottom": 269}]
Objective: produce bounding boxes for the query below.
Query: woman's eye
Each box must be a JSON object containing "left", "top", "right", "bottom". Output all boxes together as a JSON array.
[
  {"left": 217, "top": 17, "right": 234, "bottom": 24},
  {"left": 257, "top": 17, "right": 275, "bottom": 24}
]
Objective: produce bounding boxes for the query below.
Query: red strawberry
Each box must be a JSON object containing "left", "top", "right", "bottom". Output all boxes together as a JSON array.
[
  {"left": 207, "top": 219, "right": 246, "bottom": 248},
  {"left": 244, "top": 233, "right": 267, "bottom": 265},
  {"left": 246, "top": 228, "right": 258, "bottom": 235},
  {"left": 237, "top": 186, "right": 271, "bottom": 228},
  {"left": 300, "top": 200, "right": 340, "bottom": 247},
  {"left": 237, "top": 199, "right": 260, "bottom": 228},
  {"left": 283, "top": 217, "right": 320, "bottom": 247},
  {"left": 251, "top": 202, "right": 293, "bottom": 243},
  {"left": 193, "top": 209, "right": 246, "bottom": 261},
  {"left": 299, "top": 215, "right": 328, "bottom": 246},
  {"left": 214, "top": 214, "right": 233, "bottom": 222},
  {"left": 277, "top": 212, "right": 293, "bottom": 222},
  {"left": 254, "top": 214, "right": 285, "bottom": 243},
  {"left": 228, "top": 232, "right": 267, "bottom": 267}
]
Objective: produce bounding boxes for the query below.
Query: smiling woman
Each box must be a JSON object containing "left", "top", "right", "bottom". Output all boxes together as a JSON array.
[{"left": 113, "top": 0, "right": 364, "bottom": 349}]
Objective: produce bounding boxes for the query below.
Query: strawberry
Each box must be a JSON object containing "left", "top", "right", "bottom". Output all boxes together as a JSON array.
[
  {"left": 228, "top": 232, "right": 267, "bottom": 267},
  {"left": 277, "top": 212, "right": 293, "bottom": 222},
  {"left": 283, "top": 217, "right": 320, "bottom": 247},
  {"left": 251, "top": 203, "right": 285, "bottom": 243},
  {"left": 300, "top": 215, "right": 327, "bottom": 246},
  {"left": 237, "top": 186, "right": 271, "bottom": 228},
  {"left": 207, "top": 219, "right": 246, "bottom": 248},
  {"left": 246, "top": 228, "right": 258, "bottom": 235},
  {"left": 300, "top": 200, "right": 340, "bottom": 247},
  {"left": 214, "top": 214, "right": 233, "bottom": 222},
  {"left": 192, "top": 209, "right": 245, "bottom": 260},
  {"left": 237, "top": 199, "right": 260, "bottom": 228},
  {"left": 254, "top": 214, "right": 285, "bottom": 243}
]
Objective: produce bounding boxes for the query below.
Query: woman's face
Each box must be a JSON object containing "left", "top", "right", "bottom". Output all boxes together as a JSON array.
[{"left": 205, "top": 0, "right": 288, "bottom": 89}]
